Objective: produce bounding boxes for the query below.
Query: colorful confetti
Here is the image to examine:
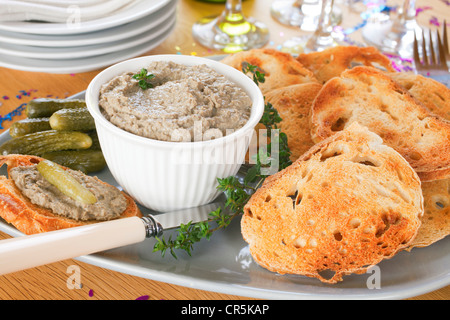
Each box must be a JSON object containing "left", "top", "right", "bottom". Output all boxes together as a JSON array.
[
  {"left": 0, "top": 102, "right": 26, "bottom": 129},
  {"left": 135, "top": 295, "right": 150, "bottom": 300},
  {"left": 0, "top": 89, "right": 38, "bottom": 129},
  {"left": 88, "top": 289, "right": 94, "bottom": 297},
  {"left": 430, "top": 16, "right": 441, "bottom": 26},
  {"left": 416, "top": 6, "right": 432, "bottom": 16},
  {"left": 383, "top": 53, "right": 414, "bottom": 72}
]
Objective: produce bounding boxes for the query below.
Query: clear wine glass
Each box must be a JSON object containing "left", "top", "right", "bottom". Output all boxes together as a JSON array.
[
  {"left": 271, "top": 0, "right": 342, "bottom": 31},
  {"left": 362, "top": 0, "right": 421, "bottom": 57},
  {"left": 192, "top": 0, "right": 270, "bottom": 53},
  {"left": 280, "top": 0, "right": 346, "bottom": 54}
]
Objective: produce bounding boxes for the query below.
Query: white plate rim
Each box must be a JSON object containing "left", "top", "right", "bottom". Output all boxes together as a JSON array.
[
  {"left": 0, "top": 0, "right": 177, "bottom": 48},
  {"left": 0, "top": 0, "right": 172, "bottom": 35},
  {"left": 0, "top": 14, "right": 176, "bottom": 60},
  {"left": 0, "top": 20, "right": 176, "bottom": 74}
]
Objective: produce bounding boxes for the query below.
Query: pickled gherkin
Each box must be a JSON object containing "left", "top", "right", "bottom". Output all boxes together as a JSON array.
[
  {"left": 26, "top": 98, "right": 86, "bottom": 118},
  {"left": 50, "top": 108, "right": 95, "bottom": 132},
  {"left": 0, "top": 130, "right": 92, "bottom": 156},
  {"left": 37, "top": 159, "right": 97, "bottom": 204},
  {"left": 9, "top": 118, "right": 51, "bottom": 138},
  {"left": 41, "top": 149, "right": 106, "bottom": 173}
]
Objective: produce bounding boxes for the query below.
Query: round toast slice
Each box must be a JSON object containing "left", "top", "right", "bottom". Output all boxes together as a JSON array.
[
  {"left": 242, "top": 122, "right": 423, "bottom": 283},
  {"left": 220, "top": 48, "right": 318, "bottom": 93},
  {"left": 388, "top": 73, "right": 450, "bottom": 249},
  {"left": 310, "top": 66, "right": 450, "bottom": 181},
  {"left": 296, "top": 45, "right": 394, "bottom": 84},
  {"left": 0, "top": 154, "right": 142, "bottom": 235}
]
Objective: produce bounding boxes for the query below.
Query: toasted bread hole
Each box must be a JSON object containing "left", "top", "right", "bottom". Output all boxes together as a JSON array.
[
  {"left": 288, "top": 190, "right": 301, "bottom": 209},
  {"left": 247, "top": 209, "right": 253, "bottom": 218},
  {"left": 376, "top": 212, "right": 401, "bottom": 238},
  {"left": 409, "top": 152, "right": 423, "bottom": 161},
  {"left": 432, "top": 195, "right": 449, "bottom": 209},
  {"left": 436, "top": 202, "right": 446, "bottom": 209},
  {"left": 296, "top": 193, "right": 302, "bottom": 206},
  {"left": 29, "top": 158, "right": 40, "bottom": 164},
  {"left": 358, "top": 160, "right": 378, "bottom": 167},
  {"left": 265, "top": 195, "right": 272, "bottom": 202},
  {"left": 331, "top": 117, "right": 347, "bottom": 132},
  {"left": 318, "top": 270, "right": 336, "bottom": 281},
  {"left": 379, "top": 104, "right": 399, "bottom": 121},
  {"left": 320, "top": 151, "right": 341, "bottom": 162},
  {"left": 334, "top": 231, "right": 343, "bottom": 241}
]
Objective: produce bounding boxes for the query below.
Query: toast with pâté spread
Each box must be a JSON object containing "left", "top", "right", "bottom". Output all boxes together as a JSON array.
[{"left": 0, "top": 154, "right": 141, "bottom": 235}]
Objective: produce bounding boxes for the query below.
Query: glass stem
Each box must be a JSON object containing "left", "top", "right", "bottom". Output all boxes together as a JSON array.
[
  {"left": 393, "top": 0, "right": 416, "bottom": 33},
  {"left": 224, "top": 0, "right": 243, "bottom": 15},
  {"left": 305, "top": 0, "right": 335, "bottom": 51},
  {"left": 315, "top": 0, "right": 334, "bottom": 38}
]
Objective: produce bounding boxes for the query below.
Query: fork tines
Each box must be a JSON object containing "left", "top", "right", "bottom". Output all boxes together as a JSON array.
[{"left": 413, "top": 26, "right": 449, "bottom": 71}]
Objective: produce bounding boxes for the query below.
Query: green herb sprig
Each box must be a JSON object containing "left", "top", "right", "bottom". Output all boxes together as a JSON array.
[
  {"left": 132, "top": 68, "right": 155, "bottom": 90},
  {"left": 152, "top": 63, "right": 291, "bottom": 258}
]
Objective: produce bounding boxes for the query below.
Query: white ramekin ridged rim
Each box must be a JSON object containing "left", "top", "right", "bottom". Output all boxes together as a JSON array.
[{"left": 85, "top": 54, "right": 264, "bottom": 150}]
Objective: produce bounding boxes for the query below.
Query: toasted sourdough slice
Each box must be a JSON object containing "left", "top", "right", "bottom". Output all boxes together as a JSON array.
[
  {"left": 0, "top": 154, "right": 142, "bottom": 235},
  {"left": 264, "top": 83, "right": 322, "bottom": 161},
  {"left": 387, "top": 74, "right": 450, "bottom": 249},
  {"left": 220, "top": 48, "right": 318, "bottom": 93},
  {"left": 407, "top": 178, "right": 450, "bottom": 249},
  {"left": 242, "top": 122, "right": 423, "bottom": 284},
  {"left": 387, "top": 72, "right": 450, "bottom": 119},
  {"left": 310, "top": 66, "right": 450, "bottom": 181},
  {"left": 296, "top": 45, "right": 394, "bottom": 84}
]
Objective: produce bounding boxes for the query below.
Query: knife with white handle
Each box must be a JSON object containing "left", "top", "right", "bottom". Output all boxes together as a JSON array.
[{"left": 0, "top": 200, "right": 220, "bottom": 276}]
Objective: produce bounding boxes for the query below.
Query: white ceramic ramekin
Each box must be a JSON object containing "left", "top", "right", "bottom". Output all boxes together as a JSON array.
[{"left": 86, "top": 54, "right": 264, "bottom": 212}]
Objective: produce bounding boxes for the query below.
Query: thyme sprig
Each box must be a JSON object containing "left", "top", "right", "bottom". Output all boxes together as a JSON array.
[
  {"left": 152, "top": 63, "right": 292, "bottom": 258},
  {"left": 132, "top": 68, "right": 155, "bottom": 90}
]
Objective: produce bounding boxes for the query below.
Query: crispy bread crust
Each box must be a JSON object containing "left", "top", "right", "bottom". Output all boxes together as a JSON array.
[
  {"left": 407, "top": 178, "right": 450, "bottom": 250},
  {"left": 220, "top": 48, "right": 318, "bottom": 93},
  {"left": 241, "top": 123, "right": 423, "bottom": 283},
  {"left": 264, "top": 83, "right": 322, "bottom": 161},
  {"left": 0, "top": 154, "right": 141, "bottom": 235},
  {"left": 310, "top": 66, "right": 450, "bottom": 181},
  {"left": 388, "top": 72, "right": 450, "bottom": 120},
  {"left": 296, "top": 45, "right": 394, "bottom": 83}
]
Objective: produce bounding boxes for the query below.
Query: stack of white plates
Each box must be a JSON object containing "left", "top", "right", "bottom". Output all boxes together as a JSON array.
[{"left": 0, "top": 0, "right": 177, "bottom": 73}]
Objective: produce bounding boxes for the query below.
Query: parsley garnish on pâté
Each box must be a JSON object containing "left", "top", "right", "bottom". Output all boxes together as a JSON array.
[
  {"left": 152, "top": 63, "right": 292, "bottom": 258},
  {"left": 132, "top": 68, "right": 155, "bottom": 90}
]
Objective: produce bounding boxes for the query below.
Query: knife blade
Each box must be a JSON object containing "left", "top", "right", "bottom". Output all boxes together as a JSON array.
[
  {"left": 0, "top": 196, "right": 224, "bottom": 276},
  {"left": 147, "top": 194, "right": 224, "bottom": 233}
]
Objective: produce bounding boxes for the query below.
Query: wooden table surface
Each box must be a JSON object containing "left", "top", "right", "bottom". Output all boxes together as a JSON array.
[{"left": 0, "top": 0, "right": 449, "bottom": 300}]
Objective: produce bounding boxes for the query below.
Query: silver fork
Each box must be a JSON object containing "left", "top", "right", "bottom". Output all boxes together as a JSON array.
[
  {"left": 442, "top": 20, "right": 449, "bottom": 67},
  {"left": 413, "top": 27, "right": 450, "bottom": 88}
]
